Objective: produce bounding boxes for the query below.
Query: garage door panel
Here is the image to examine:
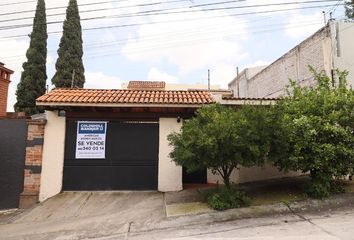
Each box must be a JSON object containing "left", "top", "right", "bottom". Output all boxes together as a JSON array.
[
  {"left": 63, "top": 166, "right": 157, "bottom": 190},
  {"left": 63, "top": 166, "right": 112, "bottom": 190},
  {"left": 106, "top": 123, "right": 159, "bottom": 162},
  {"left": 63, "top": 120, "right": 159, "bottom": 191},
  {"left": 110, "top": 166, "right": 158, "bottom": 190}
]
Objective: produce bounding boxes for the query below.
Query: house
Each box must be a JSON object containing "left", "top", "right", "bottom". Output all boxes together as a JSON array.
[
  {"left": 228, "top": 20, "right": 354, "bottom": 98},
  {"left": 26, "top": 81, "right": 298, "bottom": 204},
  {"left": 0, "top": 62, "right": 14, "bottom": 118}
]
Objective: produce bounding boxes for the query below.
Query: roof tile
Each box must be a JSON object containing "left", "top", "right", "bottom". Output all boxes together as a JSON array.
[{"left": 37, "top": 88, "right": 215, "bottom": 106}]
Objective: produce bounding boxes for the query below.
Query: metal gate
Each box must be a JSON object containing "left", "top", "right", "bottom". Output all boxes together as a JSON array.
[
  {"left": 0, "top": 119, "right": 27, "bottom": 209},
  {"left": 63, "top": 120, "right": 159, "bottom": 190}
]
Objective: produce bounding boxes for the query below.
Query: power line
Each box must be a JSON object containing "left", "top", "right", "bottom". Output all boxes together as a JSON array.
[
  {"left": 0, "top": 0, "right": 35, "bottom": 7},
  {"left": 69, "top": 21, "right": 327, "bottom": 61},
  {"left": 0, "top": 1, "right": 343, "bottom": 31},
  {"left": 2, "top": 20, "right": 326, "bottom": 64},
  {"left": 0, "top": 0, "right": 341, "bottom": 21},
  {"left": 0, "top": 0, "right": 156, "bottom": 16},
  {"left": 2, "top": 15, "right": 271, "bottom": 59},
  {"left": 84, "top": 22, "right": 324, "bottom": 57},
  {"left": 0, "top": 0, "right": 191, "bottom": 17},
  {"left": 0, "top": 3, "right": 340, "bottom": 40},
  {"left": 0, "top": 0, "right": 188, "bottom": 24}
]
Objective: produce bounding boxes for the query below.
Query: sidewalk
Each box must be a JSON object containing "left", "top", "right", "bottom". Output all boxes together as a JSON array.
[{"left": 164, "top": 176, "right": 354, "bottom": 218}]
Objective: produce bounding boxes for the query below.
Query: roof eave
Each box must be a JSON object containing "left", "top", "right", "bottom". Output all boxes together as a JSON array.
[{"left": 36, "top": 102, "right": 214, "bottom": 108}]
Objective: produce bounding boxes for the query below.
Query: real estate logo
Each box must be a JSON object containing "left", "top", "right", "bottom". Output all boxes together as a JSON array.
[{"left": 76, "top": 121, "right": 107, "bottom": 159}]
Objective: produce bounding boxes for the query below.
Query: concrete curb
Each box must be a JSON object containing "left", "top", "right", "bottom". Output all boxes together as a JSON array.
[{"left": 132, "top": 192, "right": 354, "bottom": 234}]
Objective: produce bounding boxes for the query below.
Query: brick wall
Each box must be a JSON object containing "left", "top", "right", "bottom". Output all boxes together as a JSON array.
[
  {"left": 229, "top": 25, "right": 332, "bottom": 98},
  {"left": 0, "top": 78, "right": 10, "bottom": 118},
  {"left": 19, "top": 120, "right": 46, "bottom": 208},
  {"left": 0, "top": 63, "right": 13, "bottom": 118}
]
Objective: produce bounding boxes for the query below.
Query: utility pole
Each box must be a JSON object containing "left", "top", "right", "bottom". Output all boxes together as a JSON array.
[
  {"left": 322, "top": 11, "right": 327, "bottom": 25},
  {"left": 236, "top": 67, "right": 240, "bottom": 98},
  {"left": 208, "top": 69, "right": 210, "bottom": 91},
  {"left": 71, "top": 69, "right": 76, "bottom": 88}
]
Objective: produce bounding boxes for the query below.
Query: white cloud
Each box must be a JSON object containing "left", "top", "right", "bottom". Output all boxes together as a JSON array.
[
  {"left": 121, "top": 8, "right": 249, "bottom": 74},
  {"left": 285, "top": 12, "right": 324, "bottom": 39},
  {"left": 147, "top": 67, "right": 178, "bottom": 83},
  {"left": 84, "top": 71, "right": 122, "bottom": 89},
  {"left": 210, "top": 64, "right": 240, "bottom": 88}
]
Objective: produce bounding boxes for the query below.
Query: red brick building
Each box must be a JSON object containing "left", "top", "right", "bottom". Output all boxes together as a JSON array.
[{"left": 0, "top": 62, "right": 14, "bottom": 118}]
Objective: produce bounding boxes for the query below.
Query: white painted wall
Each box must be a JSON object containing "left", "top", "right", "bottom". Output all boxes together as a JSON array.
[
  {"left": 39, "top": 111, "right": 66, "bottom": 202},
  {"left": 333, "top": 21, "right": 354, "bottom": 87},
  {"left": 208, "top": 163, "right": 301, "bottom": 185},
  {"left": 158, "top": 118, "right": 183, "bottom": 192}
]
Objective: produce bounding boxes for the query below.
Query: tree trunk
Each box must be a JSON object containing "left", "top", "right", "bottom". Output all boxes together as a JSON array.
[{"left": 223, "top": 176, "right": 231, "bottom": 189}]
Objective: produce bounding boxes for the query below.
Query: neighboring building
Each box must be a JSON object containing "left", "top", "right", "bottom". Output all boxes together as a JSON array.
[
  {"left": 122, "top": 80, "right": 221, "bottom": 91},
  {"left": 228, "top": 66, "right": 267, "bottom": 98},
  {"left": 0, "top": 62, "right": 14, "bottom": 118},
  {"left": 229, "top": 21, "right": 354, "bottom": 98}
]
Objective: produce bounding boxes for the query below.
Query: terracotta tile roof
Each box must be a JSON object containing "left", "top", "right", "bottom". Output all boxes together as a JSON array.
[
  {"left": 36, "top": 88, "right": 215, "bottom": 106},
  {"left": 127, "top": 81, "right": 165, "bottom": 90}
]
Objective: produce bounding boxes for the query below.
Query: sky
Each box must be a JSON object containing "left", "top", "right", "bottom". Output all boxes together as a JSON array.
[{"left": 0, "top": 0, "right": 346, "bottom": 111}]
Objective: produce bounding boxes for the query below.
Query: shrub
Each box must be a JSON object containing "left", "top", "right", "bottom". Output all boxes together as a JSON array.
[
  {"left": 202, "top": 186, "right": 250, "bottom": 211},
  {"left": 269, "top": 68, "right": 354, "bottom": 199}
]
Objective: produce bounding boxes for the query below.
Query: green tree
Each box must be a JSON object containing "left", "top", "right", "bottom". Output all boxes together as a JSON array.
[
  {"left": 270, "top": 68, "right": 354, "bottom": 198},
  {"left": 345, "top": 0, "right": 354, "bottom": 19},
  {"left": 168, "top": 104, "right": 271, "bottom": 189},
  {"left": 15, "top": 0, "right": 47, "bottom": 115},
  {"left": 52, "top": 0, "right": 85, "bottom": 88}
]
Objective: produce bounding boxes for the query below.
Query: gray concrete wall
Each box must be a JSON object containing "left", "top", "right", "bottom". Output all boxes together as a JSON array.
[{"left": 207, "top": 163, "right": 301, "bottom": 185}]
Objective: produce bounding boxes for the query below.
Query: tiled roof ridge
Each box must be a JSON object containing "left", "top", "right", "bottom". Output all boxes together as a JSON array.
[{"left": 51, "top": 88, "right": 206, "bottom": 93}]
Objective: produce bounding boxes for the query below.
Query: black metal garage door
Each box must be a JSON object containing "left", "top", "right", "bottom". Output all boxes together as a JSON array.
[
  {"left": 63, "top": 120, "right": 159, "bottom": 190},
  {"left": 0, "top": 119, "right": 27, "bottom": 209}
]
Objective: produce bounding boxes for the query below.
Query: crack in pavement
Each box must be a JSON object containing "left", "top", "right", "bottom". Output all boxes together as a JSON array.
[
  {"left": 284, "top": 202, "right": 339, "bottom": 239},
  {"left": 74, "top": 193, "right": 93, "bottom": 218}
]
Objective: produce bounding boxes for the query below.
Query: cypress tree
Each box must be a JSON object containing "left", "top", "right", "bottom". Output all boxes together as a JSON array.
[
  {"left": 15, "top": 0, "right": 47, "bottom": 116},
  {"left": 52, "top": 0, "right": 85, "bottom": 88},
  {"left": 345, "top": 1, "right": 354, "bottom": 19}
]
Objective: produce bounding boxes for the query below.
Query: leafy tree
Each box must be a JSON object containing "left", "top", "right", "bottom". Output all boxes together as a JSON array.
[
  {"left": 345, "top": 0, "right": 354, "bottom": 19},
  {"left": 15, "top": 0, "right": 47, "bottom": 115},
  {"left": 168, "top": 104, "right": 271, "bottom": 189},
  {"left": 270, "top": 68, "right": 354, "bottom": 198},
  {"left": 52, "top": 0, "right": 85, "bottom": 88}
]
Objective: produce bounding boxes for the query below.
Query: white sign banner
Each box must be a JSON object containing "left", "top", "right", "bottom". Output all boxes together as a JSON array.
[{"left": 76, "top": 121, "right": 107, "bottom": 159}]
